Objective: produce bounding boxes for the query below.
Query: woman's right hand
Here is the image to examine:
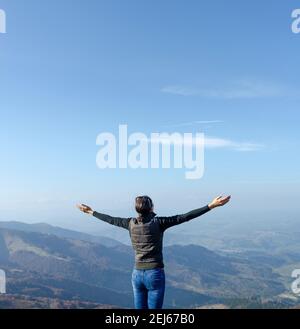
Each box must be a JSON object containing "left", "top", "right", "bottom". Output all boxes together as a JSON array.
[
  {"left": 76, "top": 204, "right": 94, "bottom": 215},
  {"left": 208, "top": 195, "right": 231, "bottom": 209}
]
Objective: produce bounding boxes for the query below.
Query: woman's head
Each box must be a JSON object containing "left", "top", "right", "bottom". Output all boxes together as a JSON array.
[{"left": 135, "top": 196, "right": 154, "bottom": 216}]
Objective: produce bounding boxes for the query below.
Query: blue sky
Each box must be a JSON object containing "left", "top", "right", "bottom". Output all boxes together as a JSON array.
[{"left": 0, "top": 0, "right": 299, "bottom": 232}]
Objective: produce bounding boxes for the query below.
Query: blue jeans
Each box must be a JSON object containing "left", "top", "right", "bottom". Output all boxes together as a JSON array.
[{"left": 131, "top": 267, "right": 165, "bottom": 309}]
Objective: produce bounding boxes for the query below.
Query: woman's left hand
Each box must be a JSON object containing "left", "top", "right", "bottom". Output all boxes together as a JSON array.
[{"left": 76, "top": 203, "right": 94, "bottom": 215}]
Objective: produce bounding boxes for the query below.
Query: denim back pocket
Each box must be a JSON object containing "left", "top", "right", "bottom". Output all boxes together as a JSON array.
[
  {"left": 147, "top": 268, "right": 165, "bottom": 290},
  {"left": 131, "top": 269, "right": 140, "bottom": 282}
]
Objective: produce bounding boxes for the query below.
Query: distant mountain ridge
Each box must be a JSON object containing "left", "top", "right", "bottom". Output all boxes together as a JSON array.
[
  {"left": 0, "top": 221, "right": 122, "bottom": 247},
  {"left": 0, "top": 225, "right": 216, "bottom": 308},
  {"left": 0, "top": 221, "right": 295, "bottom": 309}
]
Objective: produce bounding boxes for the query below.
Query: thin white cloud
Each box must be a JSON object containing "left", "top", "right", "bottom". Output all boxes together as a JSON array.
[
  {"left": 161, "top": 79, "right": 294, "bottom": 99},
  {"left": 204, "top": 137, "right": 264, "bottom": 151},
  {"left": 145, "top": 135, "right": 264, "bottom": 152},
  {"left": 161, "top": 86, "right": 200, "bottom": 96},
  {"left": 163, "top": 120, "right": 223, "bottom": 128}
]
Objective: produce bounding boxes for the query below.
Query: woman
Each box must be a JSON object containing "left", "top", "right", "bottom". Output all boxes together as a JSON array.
[{"left": 77, "top": 194, "right": 231, "bottom": 309}]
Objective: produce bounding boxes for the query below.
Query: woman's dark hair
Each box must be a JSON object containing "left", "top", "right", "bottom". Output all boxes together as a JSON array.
[{"left": 135, "top": 196, "right": 153, "bottom": 216}]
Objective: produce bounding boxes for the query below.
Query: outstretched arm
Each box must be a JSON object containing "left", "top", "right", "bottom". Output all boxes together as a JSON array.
[
  {"left": 157, "top": 195, "right": 231, "bottom": 231},
  {"left": 76, "top": 204, "right": 130, "bottom": 230}
]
